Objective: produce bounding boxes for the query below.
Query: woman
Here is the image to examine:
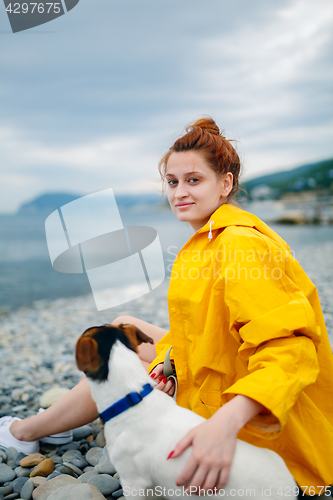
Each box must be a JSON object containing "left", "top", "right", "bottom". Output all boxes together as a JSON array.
[{"left": 1, "top": 118, "right": 333, "bottom": 494}]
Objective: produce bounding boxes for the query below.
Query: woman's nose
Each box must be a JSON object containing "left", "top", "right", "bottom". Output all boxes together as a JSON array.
[{"left": 175, "top": 182, "right": 189, "bottom": 198}]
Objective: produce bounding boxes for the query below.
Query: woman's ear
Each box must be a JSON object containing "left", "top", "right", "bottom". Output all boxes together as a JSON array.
[{"left": 221, "top": 172, "right": 233, "bottom": 198}]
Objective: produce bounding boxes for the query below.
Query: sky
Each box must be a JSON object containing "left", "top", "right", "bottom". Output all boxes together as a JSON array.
[{"left": 0, "top": 0, "right": 333, "bottom": 214}]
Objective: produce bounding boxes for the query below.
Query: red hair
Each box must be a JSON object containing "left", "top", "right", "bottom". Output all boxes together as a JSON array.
[{"left": 159, "top": 117, "right": 241, "bottom": 200}]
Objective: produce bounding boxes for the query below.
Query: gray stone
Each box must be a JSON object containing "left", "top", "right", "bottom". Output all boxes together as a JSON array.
[
  {"left": 72, "top": 425, "right": 93, "bottom": 441},
  {"left": 58, "top": 442, "right": 80, "bottom": 452},
  {"left": 71, "top": 456, "right": 88, "bottom": 469},
  {"left": 12, "top": 476, "right": 29, "bottom": 493},
  {"left": 88, "top": 474, "right": 120, "bottom": 496},
  {"left": 14, "top": 466, "right": 32, "bottom": 478},
  {"left": 82, "top": 466, "right": 95, "bottom": 473},
  {"left": 0, "top": 463, "right": 16, "bottom": 483},
  {"left": 21, "top": 478, "right": 34, "bottom": 500},
  {"left": 59, "top": 450, "right": 77, "bottom": 462},
  {"left": 61, "top": 450, "right": 88, "bottom": 469},
  {"left": 46, "top": 471, "right": 62, "bottom": 481},
  {"left": 88, "top": 442, "right": 98, "bottom": 448},
  {"left": 62, "top": 467, "right": 78, "bottom": 478},
  {"left": 112, "top": 488, "right": 124, "bottom": 498},
  {"left": 0, "top": 450, "right": 6, "bottom": 462},
  {"left": 0, "top": 485, "right": 12, "bottom": 496},
  {"left": 85, "top": 448, "right": 103, "bottom": 467},
  {"left": 78, "top": 471, "right": 99, "bottom": 483},
  {"left": 49, "top": 456, "right": 62, "bottom": 465},
  {"left": 5, "top": 448, "right": 18, "bottom": 462},
  {"left": 94, "top": 430, "right": 105, "bottom": 448},
  {"left": 14, "top": 453, "right": 27, "bottom": 467},
  {"left": 7, "top": 459, "right": 15, "bottom": 468},
  {"left": 61, "top": 450, "right": 86, "bottom": 467},
  {"left": 95, "top": 453, "right": 116, "bottom": 475},
  {"left": 62, "top": 462, "right": 82, "bottom": 476},
  {"left": 47, "top": 482, "right": 105, "bottom": 500},
  {"left": 31, "top": 474, "right": 79, "bottom": 500},
  {"left": 2, "top": 493, "right": 19, "bottom": 499}
]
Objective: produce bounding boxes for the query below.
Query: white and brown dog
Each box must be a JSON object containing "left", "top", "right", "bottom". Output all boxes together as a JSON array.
[{"left": 75, "top": 324, "right": 297, "bottom": 500}]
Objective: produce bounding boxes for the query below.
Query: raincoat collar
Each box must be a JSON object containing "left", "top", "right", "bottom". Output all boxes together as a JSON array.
[
  {"left": 197, "top": 203, "right": 257, "bottom": 235},
  {"left": 196, "top": 203, "right": 290, "bottom": 251}
]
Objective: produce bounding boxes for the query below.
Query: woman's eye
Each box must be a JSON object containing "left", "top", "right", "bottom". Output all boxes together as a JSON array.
[
  {"left": 167, "top": 180, "right": 177, "bottom": 186},
  {"left": 189, "top": 178, "right": 198, "bottom": 183}
]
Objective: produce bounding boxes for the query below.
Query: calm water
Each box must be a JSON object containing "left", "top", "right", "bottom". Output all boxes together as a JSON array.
[{"left": 0, "top": 205, "right": 333, "bottom": 312}]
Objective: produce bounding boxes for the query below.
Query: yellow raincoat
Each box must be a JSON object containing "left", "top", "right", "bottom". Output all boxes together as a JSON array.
[{"left": 149, "top": 203, "right": 333, "bottom": 491}]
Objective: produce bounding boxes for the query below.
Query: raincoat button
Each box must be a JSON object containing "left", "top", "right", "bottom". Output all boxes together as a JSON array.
[
  {"left": 178, "top": 370, "right": 183, "bottom": 376},
  {"left": 170, "top": 307, "right": 176, "bottom": 313}
]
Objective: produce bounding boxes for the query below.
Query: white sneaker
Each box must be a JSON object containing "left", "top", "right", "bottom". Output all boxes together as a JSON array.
[
  {"left": 37, "top": 408, "right": 73, "bottom": 445},
  {"left": 0, "top": 416, "right": 39, "bottom": 454}
]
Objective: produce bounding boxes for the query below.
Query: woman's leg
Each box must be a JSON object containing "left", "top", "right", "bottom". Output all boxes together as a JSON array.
[{"left": 10, "top": 316, "right": 168, "bottom": 442}]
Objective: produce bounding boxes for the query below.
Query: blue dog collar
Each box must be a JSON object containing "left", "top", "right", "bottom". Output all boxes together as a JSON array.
[{"left": 99, "top": 383, "right": 153, "bottom": 423}]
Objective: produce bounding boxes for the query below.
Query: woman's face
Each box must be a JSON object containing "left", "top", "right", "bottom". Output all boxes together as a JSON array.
[{"left": 166, "top": 151, "right": 233, "bottom": 231}]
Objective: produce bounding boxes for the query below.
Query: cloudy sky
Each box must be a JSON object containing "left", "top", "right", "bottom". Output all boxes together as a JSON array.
[{"left": 1, "top": 0, "right": 332, "bottom": 214}]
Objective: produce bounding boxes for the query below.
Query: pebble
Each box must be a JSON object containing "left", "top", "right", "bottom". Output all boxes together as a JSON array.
[
  {"left": 94, "top": 430, "right": 106, "bottom": 448},
  {"left": 88, "top": 474, "right": 120, "bottom": 496},
  {"left": 21, "top": 478, "right": 34, "bottom": 500},
  {"left": 112, "top": 488, "right": 123, "bottom": 498},
  {"left": 72, "top": 425, "right": 94, "bottom": 441},
  {"left": 79, "top": 471, "right": 99, "bottom": 483},
  {"left": 47, "top": 471, "right": 62, "bottom": 481},
  {"left": 30, "top": 459, "right": 54, "bottom": 478},
  {"left": 12, "top": 476, "right": 29, "bottom": 494},
  {"left": 86, "top": 448, "right": 103, "bottom": 467},
  {"left": 14, "top": 452, "right": 27, "bottom": 467},
  {"left": 14, "top": 466, "right": 32, "bottom": 478},
  {"left": 31, "top": 475, "right": 79, "bottom": 500},
  {"left": 95, "top": 454, "right": 116, "bottom": 475},
  {"left": 63, "top": 461, "right": 83, "bottom": 476},
  {"left": 0, "top": 463, "right": 16, "bottom": 483},
  {"left": 30, "top": 476, "right": 46, "bottom": 487},
  {"left": 20, "top": 454, "right": 45, "bottom": 468},
  {"left": 5, "top": 447, "right": 18, "bottom": 462},
  {"left": 0, "top": 485, "right": 12, "bottom": 496},
  {"left": 47, "top": 482, "right": 105, "bottom": 500}
]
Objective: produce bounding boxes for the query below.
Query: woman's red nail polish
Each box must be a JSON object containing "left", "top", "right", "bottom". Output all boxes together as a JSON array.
[
  {"left": 163, "top": 377, "right": 168, "bottom": 383},
  {"left": 158, "top": 375, "right": 164, "bottom": 381},
  {"left": 150, "top": 373, "right": 155, "bottom": 378},
  {"left": 167, "top": 451, "right": 175, "bottom": 460}
]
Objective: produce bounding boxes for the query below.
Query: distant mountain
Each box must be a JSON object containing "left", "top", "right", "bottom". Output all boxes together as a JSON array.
[
  {"left": 242, "top": 158, "right": 333, "bottom": 200},
  {"left": 17, "top": 191, "right": 164, "bottom": 216}
]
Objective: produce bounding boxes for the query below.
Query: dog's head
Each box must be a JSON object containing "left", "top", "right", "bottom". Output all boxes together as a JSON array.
[{"left": 75, "top": 323, "right": 154, "bottom": 382}]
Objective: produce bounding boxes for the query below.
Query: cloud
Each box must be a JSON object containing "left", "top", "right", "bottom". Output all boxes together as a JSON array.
[{"left": 0, "top": 0, "right": 332, "bottom": 212}]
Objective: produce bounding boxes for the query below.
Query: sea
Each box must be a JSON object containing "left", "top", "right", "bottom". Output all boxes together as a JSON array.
[{"left": 0, "top": 202, "right": 333, "bottom": 313}]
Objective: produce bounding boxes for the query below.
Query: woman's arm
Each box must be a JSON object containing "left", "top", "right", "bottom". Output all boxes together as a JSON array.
[{"left": 168, "top": 395, "right": 264, "bottom": 493}]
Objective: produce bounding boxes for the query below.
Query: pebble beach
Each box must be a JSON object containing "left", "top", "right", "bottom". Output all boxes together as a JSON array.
[{"left": 0, "top": 241, "right": 332, "bottom": 499}]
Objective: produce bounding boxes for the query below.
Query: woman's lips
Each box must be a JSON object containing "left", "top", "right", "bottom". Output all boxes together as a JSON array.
[{"left": 176, "top": 203, "right": 194, "bottom": 209}]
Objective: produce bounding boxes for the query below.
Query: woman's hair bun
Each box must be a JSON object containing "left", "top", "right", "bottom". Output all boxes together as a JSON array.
[{"left": 187, "top": 117, "right": 221, "bottom": 136}]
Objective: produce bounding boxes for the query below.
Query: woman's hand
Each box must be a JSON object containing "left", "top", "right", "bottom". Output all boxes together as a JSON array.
[
  {"left": 168, "top": 395, "right": 265, "bottom": 493},
  {"left": 150, "top": 363, "right": 175, "bottom": 397}
]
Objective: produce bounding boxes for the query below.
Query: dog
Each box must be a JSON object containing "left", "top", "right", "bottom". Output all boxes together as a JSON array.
[{"left": 75, "top": 323, "right": 297, "bottom": 500}]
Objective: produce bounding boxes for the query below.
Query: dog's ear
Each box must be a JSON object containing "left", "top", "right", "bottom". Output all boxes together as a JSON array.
[
  {"left": 75, "top": 336, "right": 100, "bottom": 374},
  {"left": 118, "top": 324, "right": 154, "bottom": 352}
]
